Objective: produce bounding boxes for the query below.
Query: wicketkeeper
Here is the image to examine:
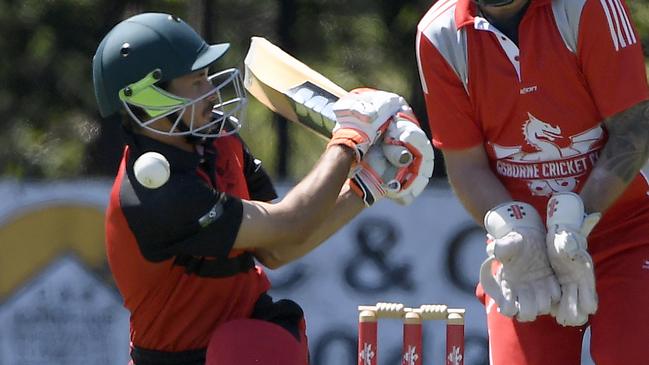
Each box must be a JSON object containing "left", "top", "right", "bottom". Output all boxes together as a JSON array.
[{"left": 417, "top": 0, "right": 649, "bottom": 363}]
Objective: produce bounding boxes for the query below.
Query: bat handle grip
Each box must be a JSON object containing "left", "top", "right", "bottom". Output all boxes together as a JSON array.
[{"left": 382, "top": 144, "right": 413, "bottom": 167}]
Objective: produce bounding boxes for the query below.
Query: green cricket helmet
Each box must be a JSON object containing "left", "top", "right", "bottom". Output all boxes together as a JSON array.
[{"left": 92, "top": 12, "right": 246, "bottom": 137}]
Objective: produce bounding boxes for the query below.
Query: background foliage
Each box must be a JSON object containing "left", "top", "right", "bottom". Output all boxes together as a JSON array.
[{"left": 1, "top": 0, "right": 648, "bottom": 181}]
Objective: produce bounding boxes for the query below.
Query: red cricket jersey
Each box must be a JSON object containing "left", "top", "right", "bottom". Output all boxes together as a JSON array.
[
  {"left": 416, "top": 0, "right": 649, "bottom": 257},
  {"left": 106, "top": 134, "right": 273, "bottom": 352}
]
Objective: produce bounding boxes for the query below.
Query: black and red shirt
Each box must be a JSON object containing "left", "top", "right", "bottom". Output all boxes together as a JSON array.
[{"left": 105, "top": 132, "right": 276, "bottom": 352}]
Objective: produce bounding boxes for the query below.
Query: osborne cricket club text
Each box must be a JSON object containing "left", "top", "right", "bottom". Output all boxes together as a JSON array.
[{"left": 495, "top": 151, "right": 599, "bottom": 179}]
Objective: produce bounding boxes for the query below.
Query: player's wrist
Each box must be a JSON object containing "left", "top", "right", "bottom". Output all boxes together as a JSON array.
[
  {"left": 326, "top": 142, "right": 357, "bottom": 161},
  {"left": 327, "top": 130, "right": 368, "bottom": 162}
]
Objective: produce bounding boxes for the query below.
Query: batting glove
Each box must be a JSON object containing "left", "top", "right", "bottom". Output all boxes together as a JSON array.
[
  {"left": 348, "top": 144, "right": 397, "bottom": 206},
  {"left": 349, "top": 113, "right": 433, "bottom": 207},
  {"left": 479, "top": 202, "right": 561, "bottom": 322},
  {"left": 328, "top": 88, "right": 407, "bottom": 162},
  {"left": 546, "top": 192, "right": 601, "bottom": 326},
  {"left": 382, "top": 113, "right": 434, "bottom": 206}
]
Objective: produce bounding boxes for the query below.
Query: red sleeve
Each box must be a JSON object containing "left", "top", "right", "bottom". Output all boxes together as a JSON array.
[
  {"left": 578, "top": 0, "right": 649, "bottom": 118},
  {"left": 416, "top": 32, "right": 483, "bottom": 150}
]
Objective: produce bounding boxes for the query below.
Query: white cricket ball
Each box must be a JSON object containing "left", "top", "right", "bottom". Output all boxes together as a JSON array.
[{"left": 133, "top": 152, "right": 170, "bottom": 189}]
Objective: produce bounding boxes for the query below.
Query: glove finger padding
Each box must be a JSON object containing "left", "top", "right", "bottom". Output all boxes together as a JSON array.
[
  {"left": 389, "top": 175, "right": 428, "bottom": 206},
  {"left": 348, "top": 145, "right": 392, "bottom": 207},
  {"left": 578, "top": 277, "right": 598, "bottom": 316},
  {"left": 383, "top": 113, "right": 434, "bottom": 205},
  {"left": 329, "top": 89, "right": 407, "bottom": 161},
  {"left": 348, "top": 142, "right": 414, "bottom": 206},
  {"left": 385, "top": 113, "right": 434, "bottom": 181},
  {"left": 531, "top": 279, "right": 554, "bottom": 315},
  {"left": 556, "top": 282, "right": 587, "bottom": 326},
  {"left": 549, "top": 274, "right": 562, "bottom": 304},
  {"left": 333, "top": 88, "right": 406, "bottom": 127},
  {"left": 497, "top": 274, "right": 518, "bottom": 318},
  {"left": 515, "top": 286, "right": 537, "bottom": 322}
]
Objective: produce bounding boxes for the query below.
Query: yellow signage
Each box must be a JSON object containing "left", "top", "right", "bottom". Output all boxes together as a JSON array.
[{"left": 0, "top": 203, "right": 106, "bottom": 299}]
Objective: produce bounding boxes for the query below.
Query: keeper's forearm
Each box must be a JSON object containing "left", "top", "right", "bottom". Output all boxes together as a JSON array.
[
  {"left": 580, "top": 100, "right": 649, "bottom": 214},
  {"left": 442, "top": 146, "right": 513, "bottom": 225},
  {"left": 446, "top": 160, "right": 512, "bottom": 225},
  {"left": 256, "top": 186, "right": 365, "bottom": 269}
]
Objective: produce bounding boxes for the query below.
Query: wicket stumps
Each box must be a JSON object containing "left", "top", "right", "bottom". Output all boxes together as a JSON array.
[{"left": 357, "top": 302, "right": 465, "bottom": 365}]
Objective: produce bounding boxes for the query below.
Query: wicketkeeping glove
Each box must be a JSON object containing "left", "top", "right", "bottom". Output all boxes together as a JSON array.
[
  {"left": 546, "top": 192, "right": 601, "bottom": 326},
  {"left": 328, "top": 88, "right": 407, "bottom": 162},
  {"left": 479, "top": 202, "right": 561, "bottom": 322}
]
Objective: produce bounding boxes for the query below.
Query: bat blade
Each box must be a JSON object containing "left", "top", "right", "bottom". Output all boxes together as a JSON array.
[
  {"left": 243, "top": 36, "right": 412, "bottom": 165},
  {"left": 244, "top": 36, "right": 342, "bottom": 139}
]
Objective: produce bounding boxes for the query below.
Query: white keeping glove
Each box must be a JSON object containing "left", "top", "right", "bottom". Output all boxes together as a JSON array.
[
  {"left": 328, "top": 88, "right": 407, "bottom": 162},
  {"left": 479, "top": 202, "right": 561, "bottom": 322},
  {"left": 546, "top": 192, "right": 601, "bottom": 326},
  {"left": 383, "top": 113, "right": 434, "bottom": 205}
]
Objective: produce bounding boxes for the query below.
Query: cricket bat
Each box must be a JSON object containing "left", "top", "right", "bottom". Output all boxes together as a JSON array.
[{"left": 243, "top": 36, "right": 412, "bottom": 166}]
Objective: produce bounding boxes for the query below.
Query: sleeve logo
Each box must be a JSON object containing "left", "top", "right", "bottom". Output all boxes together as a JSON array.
[{"left": 198, "top": 201, "right": 224, "bottom": 227}]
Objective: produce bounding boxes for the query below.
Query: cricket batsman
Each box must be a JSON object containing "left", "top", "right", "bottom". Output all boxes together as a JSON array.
[
  {"left": 92, "top": 12, "right": 434, "bottom": 365},
  {"left": 416, "top": 0, "right": 649, "bottom": 363}
]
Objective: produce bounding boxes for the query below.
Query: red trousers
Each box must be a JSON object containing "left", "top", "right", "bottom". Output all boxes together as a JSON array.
[{"left": 480, "top": 244, "right": 649, "bottom": 365}]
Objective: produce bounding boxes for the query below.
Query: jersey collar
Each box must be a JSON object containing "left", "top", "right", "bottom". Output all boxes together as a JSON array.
[{"left": 455, "top": 0, "right": 551, "bottom": 29}]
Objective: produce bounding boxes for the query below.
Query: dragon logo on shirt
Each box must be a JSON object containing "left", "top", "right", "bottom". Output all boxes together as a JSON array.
[{"left": 490, "top": 113, "right": 604, "bottom": 197}]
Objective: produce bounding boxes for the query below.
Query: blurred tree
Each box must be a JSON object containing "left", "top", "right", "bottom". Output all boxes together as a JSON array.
[
  {"left": 0, "top": 0, "right": 124, "bottom": 178},
  {"left": 274, "top": 0, "right": 297, "bottom": 179},
  {"left": 1, "top": 0, "right": 649, "bottom": 180}
]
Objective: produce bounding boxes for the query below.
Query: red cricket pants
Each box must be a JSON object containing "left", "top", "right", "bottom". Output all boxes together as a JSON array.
[{"left": 479, "top": 243, "right": 649, "bottom": 365}]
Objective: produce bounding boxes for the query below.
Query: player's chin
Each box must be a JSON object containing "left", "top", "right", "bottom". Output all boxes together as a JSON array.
[
  {"left": 197, "top": 111, "right": 217, "bottom": 130},
  {"left": 203, "top": 107, "right": 214, "bottom": 120},
  {"left": 192, "top": 112, "right": 210, "bottom": 127},
  {"left": 197, "top": 119, "right": 212, "bottom": 130}
]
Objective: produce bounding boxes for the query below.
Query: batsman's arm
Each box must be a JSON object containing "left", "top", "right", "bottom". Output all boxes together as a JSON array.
[
  {"left": 232, "top": 145, "right": 357, "bottom": 259},
  {"left": 253, "top": 185, "right": 364, "bottom": 269},
  {"left": 442, "top": 145, "right": 512, "bottom": 225},
  {"left": 579, "top": 100, "right": 649, "bottom": 214}
]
